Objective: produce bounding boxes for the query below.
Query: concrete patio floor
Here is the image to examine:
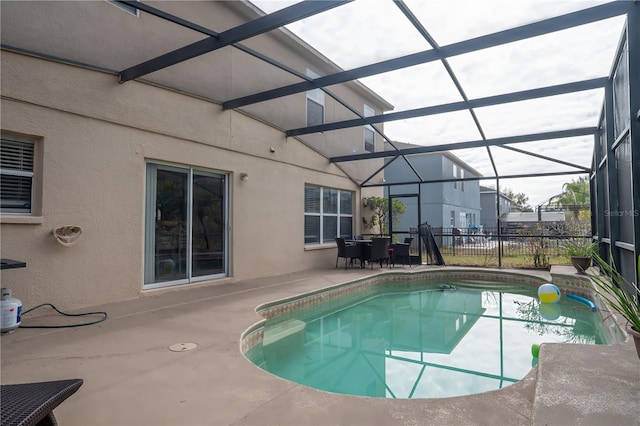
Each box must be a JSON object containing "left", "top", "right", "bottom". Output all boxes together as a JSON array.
[{"left": 1, "top": 265, "right": 638, "bottom": 426}]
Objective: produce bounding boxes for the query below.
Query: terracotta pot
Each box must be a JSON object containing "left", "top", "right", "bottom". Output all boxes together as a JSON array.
[
  {"left": 628, "top": 324, "right": 640, "bottom": 359},
  {"left": 570, "top": 256, "right": 591, "bottom": 272}
]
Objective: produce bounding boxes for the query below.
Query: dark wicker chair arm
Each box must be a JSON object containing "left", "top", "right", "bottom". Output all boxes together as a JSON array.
[{"left": 1, "top": 379, "right": 83, "bottom": 426}]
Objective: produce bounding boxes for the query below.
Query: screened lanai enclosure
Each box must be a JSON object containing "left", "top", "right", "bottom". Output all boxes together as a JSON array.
[
  {"left": 5, "top": 1, "right": 637, "bottom": 285},
  {"left": 112, "top": 0, "right": 639, "bottom": 285}
]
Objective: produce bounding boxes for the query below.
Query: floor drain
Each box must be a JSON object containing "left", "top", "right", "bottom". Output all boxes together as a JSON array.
[{"left": 169, "top": 342, "right": 198, "bottom": 352}]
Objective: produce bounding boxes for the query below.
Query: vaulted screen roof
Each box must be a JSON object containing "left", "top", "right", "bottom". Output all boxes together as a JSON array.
[{"left": 114, "top": 0, "right": 634, "bottom": 206}]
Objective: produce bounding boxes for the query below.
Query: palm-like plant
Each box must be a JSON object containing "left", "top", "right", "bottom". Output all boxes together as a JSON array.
[
  {"left": 562, "top": 239, "right": 598, "bottom": 258},
  {"left": 562, "top": 238, "right": 598, "bottom": 272},
  {"left": 588, "top": 254, "right": 640, "bottom": 335}
]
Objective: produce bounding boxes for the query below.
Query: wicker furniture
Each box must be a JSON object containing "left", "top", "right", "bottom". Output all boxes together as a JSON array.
[
  {"left": 1, "top": 379, "right": 83, "bottom": 426},
  {"left": 362, "top": 237, "right": 390, "bottom": 269},
  {"left": 390, "top": 237, "right": 413, "bottom": 267},
  {"left": 335, "top": 238, "right": 362, "bottom": 269}
]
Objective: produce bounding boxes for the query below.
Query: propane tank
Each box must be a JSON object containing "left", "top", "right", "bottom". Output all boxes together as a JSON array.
[{"left": 1, "top": 288, "right": 22, "bottom": 333}]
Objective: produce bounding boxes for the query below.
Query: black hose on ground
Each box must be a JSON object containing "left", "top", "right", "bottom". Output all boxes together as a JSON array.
[{"left": 19, "top": 303, "right": 107, "bottom": 328}]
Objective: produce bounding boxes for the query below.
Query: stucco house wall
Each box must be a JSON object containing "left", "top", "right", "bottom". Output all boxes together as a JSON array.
[{"left": 0, "top": 1, "right": 389, "bottom": 310}]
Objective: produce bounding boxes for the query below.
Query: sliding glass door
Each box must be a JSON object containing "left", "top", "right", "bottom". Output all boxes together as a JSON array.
[{"left": 144, "top": 163, "right": 227, "bottom": 288}]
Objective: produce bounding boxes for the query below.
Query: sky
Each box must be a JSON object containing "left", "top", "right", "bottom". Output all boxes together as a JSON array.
[{"left": 251, "top": 0, "right": 627, "bottom": 207}]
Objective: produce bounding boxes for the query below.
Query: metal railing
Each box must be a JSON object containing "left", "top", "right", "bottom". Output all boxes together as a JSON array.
[
  {"left": 362, "top": 223, "right": 592, "bottom": 268},
  {"left": 428, "top": 225, "right": 591, "bottom": 268}
]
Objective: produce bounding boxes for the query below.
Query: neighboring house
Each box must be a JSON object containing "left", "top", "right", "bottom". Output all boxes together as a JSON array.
[
  {"left": 479, "top": 185, "right": 513, "bottom": 229},
  {"left": 500, "top": 211, "right": 566, "bottom": 234},
  {"left": 0, "top": 1, "right": 392, "bottom": 310},
  {"left": 383, "top": 142, "right": 481, "bottom": 232}
]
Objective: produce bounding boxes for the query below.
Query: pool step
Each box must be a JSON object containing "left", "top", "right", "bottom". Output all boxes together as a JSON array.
[
  {"left": 531, "top": 341, "right": 639, "bottom": 425},
  {"left": 262, "top": 319, "right": 306, "bottom": 346}
]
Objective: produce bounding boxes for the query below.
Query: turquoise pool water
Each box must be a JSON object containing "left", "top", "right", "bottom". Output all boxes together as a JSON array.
[{"left": 247, "top": 280, "right": 619, "bottom": 399}]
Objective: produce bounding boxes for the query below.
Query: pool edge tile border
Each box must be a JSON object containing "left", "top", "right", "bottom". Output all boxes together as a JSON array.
[{"left": 241, "top": 267, "right": 626, "bottom": 355}]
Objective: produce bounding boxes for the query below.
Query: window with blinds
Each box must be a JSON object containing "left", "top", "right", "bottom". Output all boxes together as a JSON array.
[
  {"left": 304, "top": 185, "right": 353, "bottom": 244},
  {"left": 1, "top": 135, "right": 35, "bottom": 214}
]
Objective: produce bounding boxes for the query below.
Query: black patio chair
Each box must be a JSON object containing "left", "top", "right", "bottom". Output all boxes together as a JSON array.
[
  {"left": 335, "top": 238, "right": 362, "bottom": 269},
  {"left": 362, "top": 237, "right": 390, "bottom": 269},
  {"left": 391, "top": 239, "right": 412, "bottom": 267}
]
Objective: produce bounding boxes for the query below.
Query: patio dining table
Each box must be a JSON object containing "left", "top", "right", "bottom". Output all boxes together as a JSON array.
[{"left": 347, "top": 238, "right": 395, "bottom": 268}]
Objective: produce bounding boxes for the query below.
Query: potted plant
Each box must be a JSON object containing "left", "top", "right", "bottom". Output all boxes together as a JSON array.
[
  {"left": 562, "top": 238, "right": 598, "bottom": 272},
  {"left": 588, "top": 254, "right": 640, "bottom": 359}
]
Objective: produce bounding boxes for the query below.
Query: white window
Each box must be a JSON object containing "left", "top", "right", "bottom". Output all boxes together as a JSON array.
[
  {"left": 459, "top": 212, "right": 467, "bottom": 228},
  {"left": 364, "top": 104, "right": 375, "bottom": 152},
  {"left": 106, "top": 0, "right": 140, "bottom": 16},
  {"left": 144, "top": 163, "right": 228, "bottom": 289},
  {"left": 304, "top": 185, "right": 353, "bottom": 244},
  {"left": 453, "top": 163, "right": 464, "bottom": 191},
  {"left": 453, "top": 164, "right": 458, "bottom": 189},
  {"left": 306, "top": 68, "right": 324, "bottom": 127},
  {"left": 1, "top": 134, "right": 35, "bottom": 214},
  {"left": 450, "top": 210, "right": 455, "bottom": 226}
]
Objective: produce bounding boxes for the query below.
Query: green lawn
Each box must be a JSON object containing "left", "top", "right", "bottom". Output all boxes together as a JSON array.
[{"left": 433, "top": 254, "right": 571, "bottom": 269}]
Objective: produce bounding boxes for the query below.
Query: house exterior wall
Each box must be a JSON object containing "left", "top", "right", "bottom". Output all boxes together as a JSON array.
[
  {"left": 0, "top": 0, "right": 391, "bottom": 178},
  {"left": 480, "top": 190, "right": 512, "bottom": 229},
  {"left": 385, "top": 156, "right": 444, "bottom": 231},
  {"left": 0, "top": 1, "right": 388, "bottom": 310},
  {"left": 384, "top": 153, "right": 480, "bottom": 231},
  {"left": 480, "top": 192, "right": 497, "bottom": 228},
  {"left": 440, "top": 156, "right": 480, "bottom": 229}
]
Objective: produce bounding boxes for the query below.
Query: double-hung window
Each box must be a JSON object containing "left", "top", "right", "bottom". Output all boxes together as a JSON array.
[
  {"left": 453, "top": 163, "right": 464, "bottom": 191},
  {"left": 459, "top": 212, "right": 467, "bottom": 228},
  {"left": 1, "top": 134, "right": 35, "bottom": 214},
  {"left": 364, "top": 104, "right": 375, "bottom": 152},
  {"left": 144, "top": 163, "right": 228, "bottom": 288},
  {"left": 306, "top": 68, "right": 324, "bottom": 127},
  {"left": 453, "top": 164, "right": 458, "bottom": 189},
  {"left": 304, "top": 185, "right": 353, "bottom": 244}
]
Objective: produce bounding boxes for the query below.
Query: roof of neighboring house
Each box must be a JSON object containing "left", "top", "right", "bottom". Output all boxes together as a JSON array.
[
  {"left": 501, "top": 212, "right": 566, "bottom": 223},
  {"left": 384, "top": 141, "right": 483, "bottom": 177},
  {"left": 479, "top": 186, "right": 512, "bottom": 199},
  {"left": 480, "top": 185, "right": 496, "bottom": 192}
]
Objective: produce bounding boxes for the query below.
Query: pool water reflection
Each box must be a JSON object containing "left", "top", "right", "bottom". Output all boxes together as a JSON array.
[{"left": 247, "top": 281, "right": 614, "bottom": 399}]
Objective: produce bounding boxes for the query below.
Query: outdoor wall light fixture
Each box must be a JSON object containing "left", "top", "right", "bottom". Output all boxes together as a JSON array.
[{"left": 240, "top": 173, "right": 249, "bottom": 181}]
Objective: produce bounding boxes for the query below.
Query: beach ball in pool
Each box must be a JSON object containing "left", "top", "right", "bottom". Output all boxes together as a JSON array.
[
  {"left": 538, "top": 283, "right": 561, "bottom": 304},
  {"left": 539, "top": 302, "right": 561, "bottom": 320}
]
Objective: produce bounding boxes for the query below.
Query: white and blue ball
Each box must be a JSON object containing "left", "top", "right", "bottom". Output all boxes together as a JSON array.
[
  {"left": 539, "top": 303, "right": 561, "bottom": 320},
  {"left": 538, "top": 283, "right": 561, "bottom": 304}
]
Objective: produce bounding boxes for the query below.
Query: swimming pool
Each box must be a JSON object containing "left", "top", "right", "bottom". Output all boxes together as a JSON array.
[{"left": 242, "top": 270, "right": 624, "bottom": 399}]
